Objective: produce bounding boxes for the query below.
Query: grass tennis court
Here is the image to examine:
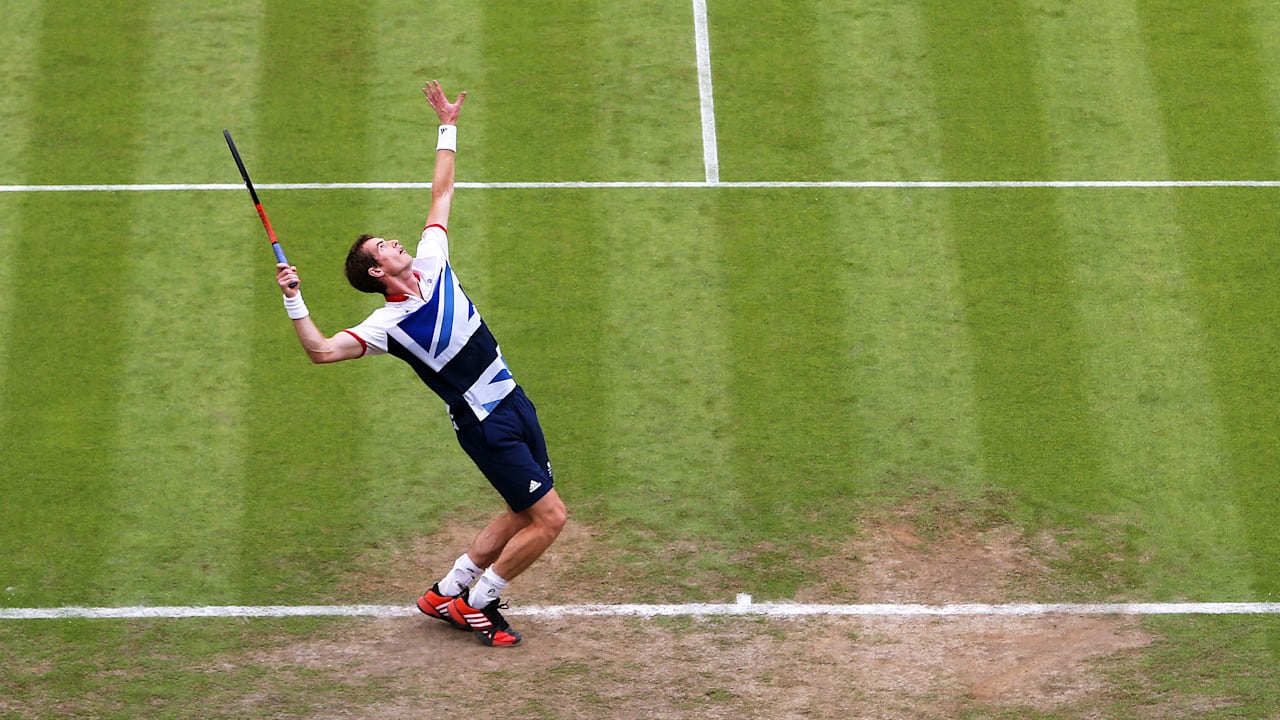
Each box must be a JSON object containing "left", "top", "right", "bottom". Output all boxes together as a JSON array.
[{"left": 2, "top": 0, "right": 1279, "bottom": 717}]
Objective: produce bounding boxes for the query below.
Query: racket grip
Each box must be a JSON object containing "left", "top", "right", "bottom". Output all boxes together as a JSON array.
[{"left": 272, "top": 243, "right": 299, "bottom": 288}]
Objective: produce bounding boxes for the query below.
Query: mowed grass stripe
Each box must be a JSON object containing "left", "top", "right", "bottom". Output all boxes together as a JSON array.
[
  {"left": 821, "top": 3, "right": 984, "bottom": 502},
  {"left": 1027, "top": 0, "right": 1252, "bottom": 599},
  {"left": 346, "top": 3, "right": 495, "bottom": 554},
  {"left": 235, "top": 4, "right": 378, "bottom": 603},
  {"left": 921, "top": 2, "right": 1106, "bottom": 521},
  {"left": 365, "top": 0, "right": 481, "bottom": 183},
  {"left": 595, "top": 191, "right": 736, "bottom": 584},
  {"left": 709, "top": 0, "right": 833, "bottom": 181},
  {"left": 0, "top": 1, "right": 38, "bottom": 605},
  {"left": 0, "top": 2, "right": 40, "bottom": 448},
  {"left": 1138, "top": 0, "right": 1280, "bottom": 605},
  {"left": 588, "top": 0, "right": 733, "bottom": 566},
  {"left": 467, "top": 193, "right": 612, "bottom": 525},
  {"left": 1250, "top": 0, "right": 1280, "bottom": 137},
  {"left": 0, "top": 3, "right": 153, "bottom": 606},
  {"left": 100, "top": 1, "right": 268, "bottom": 605},
  {"left": 472, "top": 1, "right": 703, "bottom": 183},
  {"left": 471, "top": 0, "right": 710, "bottom": 564},
  {"left": 353, "top": 0, "right": 569, "bottom": 547},
  {"left": 468, "top": 2, "right": 713, "bottom": 582},
  {"left": 473, "top": 3, "right": 610, "bottom": 534},
  {"left": 710, "top": 4, "right": 866, "bottom": 597},
  {"left": 714, "top": 189, "right": 863, "bottom": 596}
]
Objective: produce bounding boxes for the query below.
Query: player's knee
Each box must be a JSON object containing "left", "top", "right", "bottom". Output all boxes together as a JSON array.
[{"left": 536, "top": 492, "right": 567, "bottom": 536}]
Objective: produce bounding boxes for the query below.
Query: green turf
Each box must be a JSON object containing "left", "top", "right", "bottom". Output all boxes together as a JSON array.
[
  {"left": 2, "top": 2, "right": 154, "bottom": 605},
  {"left": 2, "top": 0, "right": 1280, "bottom": 714},
  {"left": 1137, "top": 0, "right": 1280, "bottom": 606},
  {"left": 1023, "top": 0, "right": 1260, "bottom": 602}
]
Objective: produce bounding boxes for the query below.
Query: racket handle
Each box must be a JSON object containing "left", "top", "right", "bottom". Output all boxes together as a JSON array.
[{"left": 272, "top": 243, "right": 299, "bottom": 288}]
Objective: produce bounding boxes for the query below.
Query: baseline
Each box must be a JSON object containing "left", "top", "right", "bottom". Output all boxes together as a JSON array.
[{"left": 4, "top": 599, "right": 1280, "bottom": 620}]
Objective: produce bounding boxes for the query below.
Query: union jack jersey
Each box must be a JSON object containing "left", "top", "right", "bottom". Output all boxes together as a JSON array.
[{"left": 343, "top": 224, "right": 516, "bottom": 427}]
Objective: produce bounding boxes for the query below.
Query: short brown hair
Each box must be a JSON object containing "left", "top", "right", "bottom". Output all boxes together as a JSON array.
[{"left": 344, "top": 233, "right": 386, "bottom": 294}]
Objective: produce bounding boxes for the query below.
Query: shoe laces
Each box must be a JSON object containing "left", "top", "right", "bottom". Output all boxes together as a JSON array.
[{"left": 481, "top": 600, "right": 511, "bottom": 625}]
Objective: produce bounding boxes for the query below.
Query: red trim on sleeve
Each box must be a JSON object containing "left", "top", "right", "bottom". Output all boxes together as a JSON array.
[
  {"left": 424, "top": 222, "right": 448, "bottom": 234},
  {"left": 341, "top": 329, "right": 369, "bottom": 356}
]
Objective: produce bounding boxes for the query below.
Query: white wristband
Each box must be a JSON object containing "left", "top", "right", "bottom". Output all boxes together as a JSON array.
[
  {"left": 283, "top": 292, "right": 309, "bottom": 320},
  {"left": 436, "top": 124, "right": 457, "bottom": 152}
]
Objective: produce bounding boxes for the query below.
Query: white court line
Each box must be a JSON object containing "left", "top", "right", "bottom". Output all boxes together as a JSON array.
[
  {"left": 691, "top": 0, "right": 720, "bottom": 184},
  {"left": 1, "top": 180, "right": 1279, "bottom": 193},
  {"left": 4, "top": 599, "right": 1280, "bottom": 620}
]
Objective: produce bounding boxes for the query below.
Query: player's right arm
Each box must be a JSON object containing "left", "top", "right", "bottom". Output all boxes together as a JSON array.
[{"left": 276, "top": 262, "right": 366, "bottom": 364}]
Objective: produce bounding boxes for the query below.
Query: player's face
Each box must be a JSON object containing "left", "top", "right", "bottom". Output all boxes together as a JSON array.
[{"left": 367, "top": 236, "right": 411, "bottom": 273}]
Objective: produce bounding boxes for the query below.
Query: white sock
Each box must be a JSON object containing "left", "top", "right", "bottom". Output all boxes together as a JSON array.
[
  {"left": 437, "top": 554, "right": 483, "bottom": 597},
  {"left": 468, "top": 567, "right": 509, "bottom": 609}
]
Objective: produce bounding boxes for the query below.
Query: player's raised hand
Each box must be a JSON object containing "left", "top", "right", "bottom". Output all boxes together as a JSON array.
[{"left": 423, "top": 80, "right": 466, "bottom": 125}]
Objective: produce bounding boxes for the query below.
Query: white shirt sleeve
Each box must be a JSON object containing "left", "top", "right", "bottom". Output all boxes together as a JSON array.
[
  {"left": 344, "top": 308, "right": 400, "bottom": 356},
  {"left": 418, "top": 224, "right": 449, "bottom": 261}
]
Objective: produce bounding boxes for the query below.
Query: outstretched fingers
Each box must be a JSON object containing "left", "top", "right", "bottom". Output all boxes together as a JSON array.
[{"left": 423, "top": 80, "right": 466, "bottom": 124}]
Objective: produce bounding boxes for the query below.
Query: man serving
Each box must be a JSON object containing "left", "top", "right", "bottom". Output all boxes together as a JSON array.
[{"left": 273, "top": 81, "right": 566, "bottom": 647}]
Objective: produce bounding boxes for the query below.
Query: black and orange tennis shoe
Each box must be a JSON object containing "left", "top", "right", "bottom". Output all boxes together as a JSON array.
[
  {"left": 416, "top": 584, "right": 467, "bottom": 630},
  {"left": 445, "top": 593, "right": 523, "bottom": 647}
]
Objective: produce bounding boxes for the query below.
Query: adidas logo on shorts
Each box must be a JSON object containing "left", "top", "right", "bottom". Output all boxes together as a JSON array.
[{"left": 528, "top": 480, "right": 542, "bottom": 493}]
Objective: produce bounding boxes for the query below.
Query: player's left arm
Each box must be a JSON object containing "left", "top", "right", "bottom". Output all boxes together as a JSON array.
[{"left": 422, "top": 80, "right": 466, "bottom": 231}]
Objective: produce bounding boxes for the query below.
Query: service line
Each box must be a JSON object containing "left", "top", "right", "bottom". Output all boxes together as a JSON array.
[{"left": 2, "top": 180, "right": 1279, "bottom": 193}]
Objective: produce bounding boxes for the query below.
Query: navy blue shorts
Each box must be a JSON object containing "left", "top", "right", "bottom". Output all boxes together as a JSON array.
[{"left": 454, "top": 386, "right": 554, "bottom": 513}]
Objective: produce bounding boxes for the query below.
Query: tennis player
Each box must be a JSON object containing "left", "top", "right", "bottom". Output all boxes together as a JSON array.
[{"left": 272, "top": 81, "right": 566, "bottom": 647}]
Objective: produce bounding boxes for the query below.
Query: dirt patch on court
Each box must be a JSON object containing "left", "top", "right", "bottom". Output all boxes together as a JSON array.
[
  {"left": 243, "top": 612, "right": 1155, "bottom": 719},
  {"left": 839, "top": 507, "right": 1059, "bottom": 602},
  {"left": 238, "top": 510, "right": 1165, "bottom": 718}
]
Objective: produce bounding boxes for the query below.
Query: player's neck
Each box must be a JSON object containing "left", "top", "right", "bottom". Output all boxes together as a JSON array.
[{"left": 381, "top": 270, "right": 420, "bottom": 301}]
